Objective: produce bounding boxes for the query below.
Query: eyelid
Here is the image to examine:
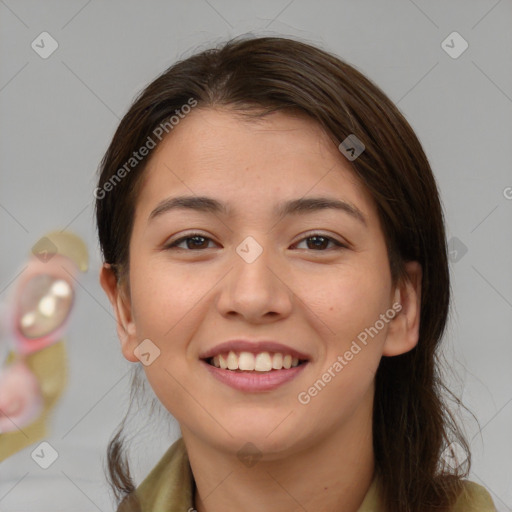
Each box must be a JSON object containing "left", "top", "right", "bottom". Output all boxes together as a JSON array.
[
  {"left": 292, "top": 230, "right": 349, "bottom": 249},
  {"left": 164, "top": 230, "right": 349, "bottom": 251},
  {"left": 164, "top": 230, "right": 217, "bottom": 249}
]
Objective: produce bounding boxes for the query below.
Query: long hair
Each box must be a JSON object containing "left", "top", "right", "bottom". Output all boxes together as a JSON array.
[{"left": 95, "top": 35, "right": 477, "bottom": 511}]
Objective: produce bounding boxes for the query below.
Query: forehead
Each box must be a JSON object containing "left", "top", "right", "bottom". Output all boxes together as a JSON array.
[{"left": 135, "top": 108, "right": 379, "bottom": 225}]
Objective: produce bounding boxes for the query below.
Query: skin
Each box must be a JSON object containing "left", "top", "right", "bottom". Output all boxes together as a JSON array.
[{"left": 101, "top": 108, "right": 422, "bottom": 512}]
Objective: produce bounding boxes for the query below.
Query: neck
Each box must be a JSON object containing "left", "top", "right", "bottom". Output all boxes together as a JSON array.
[{"left": 182, "top": 387, "right": 375, "bottom": 512}]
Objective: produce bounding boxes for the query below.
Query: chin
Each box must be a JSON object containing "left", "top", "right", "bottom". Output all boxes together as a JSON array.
[{"left": 223, "top": 416, "right": 303, "bottom": 455}]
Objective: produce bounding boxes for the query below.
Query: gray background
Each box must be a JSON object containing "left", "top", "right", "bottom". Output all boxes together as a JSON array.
[{"left": 0, "top": 1, "right": 511, "bottom": 510}]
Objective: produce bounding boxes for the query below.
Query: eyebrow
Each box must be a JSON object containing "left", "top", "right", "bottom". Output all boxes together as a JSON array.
[{"left": 148, "top": 195, "right": 367, "bottom": 226}]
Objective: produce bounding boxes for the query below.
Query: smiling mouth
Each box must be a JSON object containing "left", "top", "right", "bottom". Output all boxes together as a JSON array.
[{"left": 203, "top": 350, "right": 309, "bottom": 373}]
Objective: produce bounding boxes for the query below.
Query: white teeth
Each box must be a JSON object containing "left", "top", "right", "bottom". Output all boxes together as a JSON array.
[
  {"left": 272, "top": 353, "right": 283, "bottom": 369},
  {"left": 239, "top": 352, "right": 255, "bottom": 370},
  {"left": 227, "top": 350, "right": 238, "bottom": 370},
  {"left": 255, "top": 352, "right": 272, "bottom": 372},
  {"left": 209, "top": 351, "right": 305, "bottom": 371}
]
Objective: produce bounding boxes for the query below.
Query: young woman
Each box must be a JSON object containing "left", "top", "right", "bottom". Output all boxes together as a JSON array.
[{"left": 96, "top": 36, "right": 496, "bottom": 512}]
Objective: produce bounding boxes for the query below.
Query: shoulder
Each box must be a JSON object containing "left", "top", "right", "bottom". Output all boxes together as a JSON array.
[
  {"left": 451, "top": 480, "right": 496, "bottom": 512},
  {"left": 117, "top": 437, "right": 194, "bottom": 512}
]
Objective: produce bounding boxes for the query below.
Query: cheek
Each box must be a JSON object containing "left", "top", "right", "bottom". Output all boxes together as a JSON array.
[
  {"left": 305, "top": 260, "right": 392, "bottom": 342},
  {"left": 128, "top": 262, "right": 212, "bottom": 412},
  {"left": 129, "top": 260, "right": 208, "bottom": 339},
  {"left": 295, "top": 271, "right": 390, "bottom": 428}
]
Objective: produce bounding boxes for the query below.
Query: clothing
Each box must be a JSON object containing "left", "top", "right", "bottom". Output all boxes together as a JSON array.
[{"left": 120, "top": 437, "right": 496, "bottom": 512}]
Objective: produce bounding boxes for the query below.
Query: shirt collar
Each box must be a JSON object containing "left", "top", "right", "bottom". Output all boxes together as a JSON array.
[{"left": 132, "top": 437, "right": 381, "bottom": 511}]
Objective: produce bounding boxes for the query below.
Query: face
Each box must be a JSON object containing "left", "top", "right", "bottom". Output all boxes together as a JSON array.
[{"left": 102, "top": 108, "right": 421, "bottom": 458}]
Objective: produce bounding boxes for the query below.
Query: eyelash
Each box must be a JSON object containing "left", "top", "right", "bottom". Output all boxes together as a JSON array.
[{"left": 165, "top": 232, "right": 348, "bottom": 252}]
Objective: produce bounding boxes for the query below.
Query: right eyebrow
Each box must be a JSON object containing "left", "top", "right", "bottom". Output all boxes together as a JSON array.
[{"left": 148, "top": 196, "right": 228, "bottom": 222}]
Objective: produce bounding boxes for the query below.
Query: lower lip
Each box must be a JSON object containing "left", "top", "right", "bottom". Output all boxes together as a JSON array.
[{"left": 201, "top": 360, "right": 309, "bottom": 392}]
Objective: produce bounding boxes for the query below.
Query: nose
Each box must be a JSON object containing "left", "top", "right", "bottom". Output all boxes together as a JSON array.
[{"left": 215, "top": 239, "right": 293, "bottom": 323}]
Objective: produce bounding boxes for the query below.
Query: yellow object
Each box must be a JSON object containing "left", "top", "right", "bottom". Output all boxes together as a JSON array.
[
  {"left": 31, "top": 230, "right": 89, "bottom": 272},
  {"left": 0, "top": 341, "right": 67, "bottom": 462}
]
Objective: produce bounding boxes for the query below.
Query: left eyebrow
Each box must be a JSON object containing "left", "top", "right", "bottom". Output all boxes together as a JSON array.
[
  {"left": 276, "top": 197, "right": 367, "bottom": 226},
  {"left": 148, "top": 195, "right": 367, "bottom": 227}
]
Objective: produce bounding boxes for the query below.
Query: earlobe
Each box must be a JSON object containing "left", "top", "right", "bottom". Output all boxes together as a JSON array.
[
  {"left": 99, "top": 264, "right": 139, "bottom": 363},
  {"left": 382, "top": 261, "right": 422, "bottom": 357}
]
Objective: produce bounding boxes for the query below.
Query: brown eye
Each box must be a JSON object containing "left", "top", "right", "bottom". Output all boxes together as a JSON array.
[
  {"left": 306, "top": 235, "right": 330, "bottom": 250},
  {"left": 294, "top": 234, "right": 346, "bottom": 251},
  {"left": 184, "top": 236, "right": 211, "bottom": 250},
  {"left": 166, "top": 234, "right": 216, "bottom": 250}
]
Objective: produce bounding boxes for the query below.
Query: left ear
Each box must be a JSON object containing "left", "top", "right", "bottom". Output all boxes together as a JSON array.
[{"left": 382, "top": 261, "right": 422, "bottom": 357}]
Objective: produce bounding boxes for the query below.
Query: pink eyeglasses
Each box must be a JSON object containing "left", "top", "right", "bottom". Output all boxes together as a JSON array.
[{"left": 0, "top": 231, "right": 88, "bottom": 436}]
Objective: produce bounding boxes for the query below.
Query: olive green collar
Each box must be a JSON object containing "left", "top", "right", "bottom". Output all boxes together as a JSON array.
[{"left": 129, "top": 437, "right": 381, "bottom": 511}]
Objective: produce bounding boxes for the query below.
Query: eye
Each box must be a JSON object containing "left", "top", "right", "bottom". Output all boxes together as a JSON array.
[
  {"left": 165, "top": 233, "right": 217, "bottom": 250},
  {"left": 165, "top": 232, "right": 347, "bottom": 252},
  {"left": 293, "top": 233, "right": 347, "bottom": 251}
]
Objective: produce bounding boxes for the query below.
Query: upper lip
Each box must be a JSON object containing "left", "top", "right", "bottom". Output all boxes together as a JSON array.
[{"left": 199, "top": 340, "right": 311, "bottom": 361}]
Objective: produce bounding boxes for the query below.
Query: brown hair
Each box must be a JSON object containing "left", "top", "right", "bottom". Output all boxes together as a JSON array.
[{"left": 96, "top": 35, "right": 477, "bottom": 511}]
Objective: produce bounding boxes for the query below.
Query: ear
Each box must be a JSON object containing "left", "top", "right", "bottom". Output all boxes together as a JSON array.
[
  {"left": 382, "top": 261, "right": 422, "bottom": 357},
  {"left": 99, "top": 264, "right": 139, "bottom": 363}
]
